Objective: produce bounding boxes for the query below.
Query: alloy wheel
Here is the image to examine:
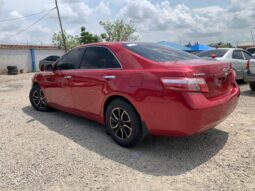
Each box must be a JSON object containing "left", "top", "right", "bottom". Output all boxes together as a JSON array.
[
  {"left": 110, "top": 107, "right": 132, "bottom": 140},
  {"left": 32, "top": 88, "right": 47, "bottom": 109}
]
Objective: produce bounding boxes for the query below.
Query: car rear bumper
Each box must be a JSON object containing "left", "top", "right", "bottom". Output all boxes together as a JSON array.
[
  {"left": 244, "top": 70, "right": 255, "bottom": 82},
  {"left": 138, "top": 83, "right": 240, "bottom": 136}
]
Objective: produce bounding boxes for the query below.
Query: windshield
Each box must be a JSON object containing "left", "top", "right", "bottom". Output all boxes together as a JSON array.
[
  {"left": 197, "top": 49, "right": 228, "bottom": 58},
  {"left": 123, "top": 43, "right": 198, "bottom": 62},
  {"left": 247, "top": 48, "right": 255, "bottom": 54}
]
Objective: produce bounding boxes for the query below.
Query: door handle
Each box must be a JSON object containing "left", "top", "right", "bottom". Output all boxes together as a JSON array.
[
  {"left": 103, "top": 75, "right": 116, "bottom": 80},
  {"left": 64, "top": 75, "right": 72, "bottom": 79}
]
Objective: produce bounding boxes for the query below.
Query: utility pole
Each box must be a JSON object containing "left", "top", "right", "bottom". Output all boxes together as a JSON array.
[
  {"left": 250, "top": 27, "right": 255, "bottom": 46},
  {"left": 55, "top": 0, "right": 67, "bottom": 52}
]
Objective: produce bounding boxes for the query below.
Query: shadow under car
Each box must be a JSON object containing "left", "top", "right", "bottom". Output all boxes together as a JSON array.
[{"left": 22, "top": 106, "right": 229, "bottom": 176}]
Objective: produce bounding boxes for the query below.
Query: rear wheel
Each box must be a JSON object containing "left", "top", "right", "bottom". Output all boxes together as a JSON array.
[
  {"left": 29, "top": 85, "right": 50, "bottom": 112},
  {"left": 105, "top": 99, "right": 142, "bottom": 147},
  {"left": 249, "top": 82, "right": 255, "bottom": 91}
]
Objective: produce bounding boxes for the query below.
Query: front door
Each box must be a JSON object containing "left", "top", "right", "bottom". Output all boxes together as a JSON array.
[{"left": 43, "top": 47, "right": 85, "bottom": 111}]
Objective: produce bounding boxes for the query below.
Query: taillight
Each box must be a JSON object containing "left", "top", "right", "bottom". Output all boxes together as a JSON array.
[
  {"left": 161, "top": 77, "right": 209, "bottom": 93},
  {"left": 246, "top": 60, "right": 250, "bottom": 70}
]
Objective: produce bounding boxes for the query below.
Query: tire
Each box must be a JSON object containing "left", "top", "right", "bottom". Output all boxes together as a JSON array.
[
  {"left": 7, "top": 66, "right": 18, "bottom": 75},
  {"left": 105, "top": 99, "right": 142, "bottom": 147},
  {"left": 29, "top": 85, "right": 51, "bottom": 112},
  {"left": 249, "top": 82, "right": 255, "bottom": 91},
  {"left": 7, "top": 66, "right": 17, "bottom": 70},
  {"left": 7, "top": 69, "right": 18, "bottom": 75}
]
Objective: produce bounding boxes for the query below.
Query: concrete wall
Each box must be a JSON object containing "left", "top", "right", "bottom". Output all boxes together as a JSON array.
[{"left": 0, "top": 48, "right": 65, "bottom": 74}]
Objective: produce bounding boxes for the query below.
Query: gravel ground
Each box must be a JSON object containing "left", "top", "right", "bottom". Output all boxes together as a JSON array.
[{"left": 0, "top": 73, "right": 254, "bottom": 191}]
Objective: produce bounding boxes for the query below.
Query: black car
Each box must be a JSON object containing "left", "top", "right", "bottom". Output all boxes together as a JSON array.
[{"left": 39, "top": 55, "right": 60, "bottom": 71}]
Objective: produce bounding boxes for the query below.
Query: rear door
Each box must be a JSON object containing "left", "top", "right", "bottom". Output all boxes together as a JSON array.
[
  {"left": 71, "top": 46, "right": 122, "bottom": 118},
  {"left": 43, "top": 48, "right": 85, "bottom": 111}
]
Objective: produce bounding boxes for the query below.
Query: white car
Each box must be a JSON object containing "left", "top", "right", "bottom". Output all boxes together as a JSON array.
[
  {"left": 244, "top": 59, "right": 255, "bottom": 91},
  {"left": 197, "top": 48, "right": 254, "bottom": 80}
]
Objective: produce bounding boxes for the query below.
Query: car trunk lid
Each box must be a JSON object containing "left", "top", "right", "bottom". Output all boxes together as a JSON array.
[{"left": 161, "top": 59, "right": 235, "bottom": 98}]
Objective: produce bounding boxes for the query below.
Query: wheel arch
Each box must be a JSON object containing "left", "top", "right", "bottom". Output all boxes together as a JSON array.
[
  {"left": 102, "top": 94, "right": 149, "bottom": 137},
  {"left": 103, "top": 95, "right": 138, "bottom": 118},
  {"left": 32, "top": 82, "right": 39, "bottom": 87}
]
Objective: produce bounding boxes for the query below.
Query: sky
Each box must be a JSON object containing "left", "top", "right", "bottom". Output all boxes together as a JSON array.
[{"left": 0, "top": 0, "right": 255, "bottom": 45}]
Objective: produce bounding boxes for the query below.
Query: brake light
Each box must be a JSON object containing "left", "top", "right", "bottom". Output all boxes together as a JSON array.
[
  {"left": 211, "top": 54, "right": 217, "bottom": 59},
  {"left": 161, "top": 77, "right": 209, "bottom": 93},
  {"left": 246, "top": 60, "right": 250, "bottom": 70}
]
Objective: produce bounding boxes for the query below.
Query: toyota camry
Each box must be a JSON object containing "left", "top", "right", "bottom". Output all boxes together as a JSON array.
[{"left": 29, "top": 42, "right": 240, "bottom": 147}]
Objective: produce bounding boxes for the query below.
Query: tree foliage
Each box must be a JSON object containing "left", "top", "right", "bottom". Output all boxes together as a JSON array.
[
  {"left": 209, "top": 42, "right": 234, "bottom": 48},
  {"left": 52, "top": 31, "right": 79, "bottom": 50},
  {"left": 99, "top": 19, "right": 138, "bottom": 41},
  {"left": 79, "top": 27, "right": 100, "bottom": 44}
]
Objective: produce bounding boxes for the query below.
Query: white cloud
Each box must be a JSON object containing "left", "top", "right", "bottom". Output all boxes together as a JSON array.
[
  {"left": 119, "top": 0, "right": 255, "bottom": 44},
  {"left": 0, "top": 0, "right": 255, "bottom": 45},
  {"left": 95, "top": 2, "right": 111, "bottom": 16}
]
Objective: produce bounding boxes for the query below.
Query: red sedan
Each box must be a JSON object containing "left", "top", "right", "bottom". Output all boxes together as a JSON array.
[{"left": 29, "top": 42, "right": 240, "bottom": 147}]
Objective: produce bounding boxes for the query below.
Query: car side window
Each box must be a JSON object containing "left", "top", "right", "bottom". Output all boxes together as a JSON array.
[
  {"left": 232, "top": 50, "right": 244, "bottom": 60},
  {"left": 51, "top": 56, "right": 59, "bottom": 61},
  {"left": 56, "top": 48, "right": 85, "bottom": 70},
  {"left": 80, "top": 47, "right": 121, "bottom": 69},
  {"left": 45, "top": 56, "right": 52, "bottom": 61},
  {"left": 242, "top": 51, "right": 253, "bottom": 60}
]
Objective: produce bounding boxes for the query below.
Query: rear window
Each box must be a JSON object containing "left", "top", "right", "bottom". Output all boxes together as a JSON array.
[
  {"left": 247, "top": 47, "right": 255, "bottom": 54},
  {"left": 197, "top": 49, "right": 228, "bottom": 58},
  {"left": 123, "top": 43, "right": 198, "bottom": 62}
]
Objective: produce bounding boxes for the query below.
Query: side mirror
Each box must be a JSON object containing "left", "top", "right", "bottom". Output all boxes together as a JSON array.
[
  {"left": 40, "top": 65, "right": 44, "bottom": 71},
  {"left": 44, "top": 64, "right": 53, "bottom": 71},
  {"left": 211, "top": 54, "right": 217, "bottom": 59}
]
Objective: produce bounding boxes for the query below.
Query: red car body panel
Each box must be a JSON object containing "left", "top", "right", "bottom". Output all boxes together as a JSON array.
[{"left": 32, "top": 42, "right": 240, "bottom": 136}]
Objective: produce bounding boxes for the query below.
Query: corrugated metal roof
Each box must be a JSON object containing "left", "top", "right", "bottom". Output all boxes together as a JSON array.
[{"left": 0, "top": 44, "right": 62, "bottom": 50}]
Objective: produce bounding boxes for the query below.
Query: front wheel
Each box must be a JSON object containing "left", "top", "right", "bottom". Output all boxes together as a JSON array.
[
  {"left": 29, "top": 85, "right": 50, "bottom": 112},
  {"left": 105, "top": 99, "right": 142, "bottom": 147},
  {"left": 249, "top": 82, "right": 255, "bottom": 91}
]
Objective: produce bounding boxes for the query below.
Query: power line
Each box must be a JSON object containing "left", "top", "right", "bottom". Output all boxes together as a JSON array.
[
  {"left": 0, "top": 7, "right": 56, "bottom": 23},
  {"left": 0, "top": 8, "right": 55, "bottom": 43}
]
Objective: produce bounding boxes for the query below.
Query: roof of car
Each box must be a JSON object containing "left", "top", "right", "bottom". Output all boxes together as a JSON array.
[
  {"left": 216, "top": 48, "right": 243, "bottom": 50},
  {"left": 79, "top": 42, "right": 124, "bottom": 48}
]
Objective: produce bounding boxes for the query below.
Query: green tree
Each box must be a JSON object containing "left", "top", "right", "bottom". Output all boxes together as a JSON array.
[
  {"left": 79, "top": 27, "right": 100, "bottom": 44},
  {"left": 52, "top": 31, "right": 79, "bottom": 50},
  {"left": 209, "top": 42, "right": 234, "bottom": 48},
  {"left": 99, "top": 19, "right": 138, "bottom": 41}
]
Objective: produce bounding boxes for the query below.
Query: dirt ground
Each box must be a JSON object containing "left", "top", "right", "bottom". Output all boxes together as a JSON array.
[{"left": 0, "top": 73, "right": 254, "bottom": 191}]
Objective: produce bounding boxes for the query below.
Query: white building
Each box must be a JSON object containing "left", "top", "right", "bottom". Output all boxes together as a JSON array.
[{"left": 0, "top": 44, "right": 65, "bottom": 74}]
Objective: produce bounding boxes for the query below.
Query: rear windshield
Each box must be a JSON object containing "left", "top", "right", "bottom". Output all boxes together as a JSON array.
[
  {"left": 123, "top": 43, "right": 198, "bottom": 62},
  {"left": 246, "top": 48, "right": 255, "bottom": 54},
  {"left": 197, "top": 49, "right": 228, "bottom": 58}
]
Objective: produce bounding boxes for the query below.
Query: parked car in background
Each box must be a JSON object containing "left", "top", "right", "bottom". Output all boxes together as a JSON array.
[
  {"left": 39, "top": 55, "right": 60, "bottom": 71},
  {"left": 29, "top": 42, "right": 240, "bottom": 147},
  {"left": 246, "top": 47, "right": 255, "bottom": 57},
  {"left": 244, "top": 59, "right": 255, "bottom": 91},
  {"left": 197, "top": 48, "right": 254, "bottom": 80}
]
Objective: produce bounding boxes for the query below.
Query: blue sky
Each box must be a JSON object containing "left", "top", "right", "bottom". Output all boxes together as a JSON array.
[{"left": 0, "top": 0, "right": 255, "bottom": 45}]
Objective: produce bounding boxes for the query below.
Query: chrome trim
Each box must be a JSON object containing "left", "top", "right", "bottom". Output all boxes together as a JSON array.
[
  {"left": 64, "top": 75, "right": 72, "bottom": 79},
  {"left": 193, "top": 73, "right": 206, "bottom": 77},
  {"left": 103, "top": 75, "right": 116, "bottom": 79}
]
